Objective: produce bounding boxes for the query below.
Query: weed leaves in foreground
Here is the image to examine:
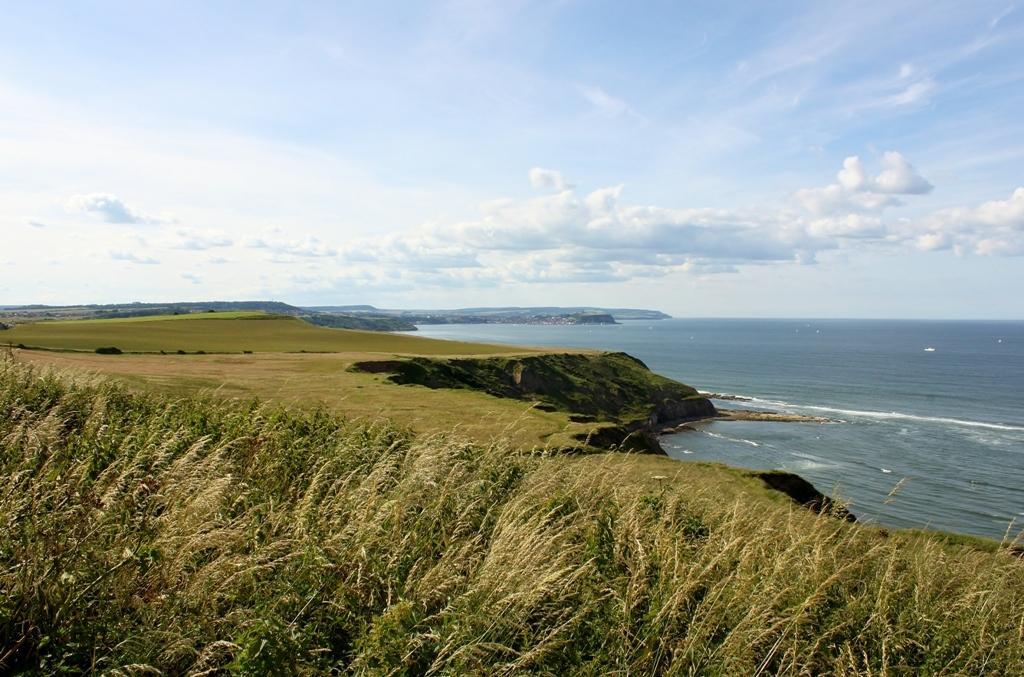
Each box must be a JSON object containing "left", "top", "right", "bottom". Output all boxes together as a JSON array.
[{"left": 1, "top": 358, "right": 1022, "bottom": 674}]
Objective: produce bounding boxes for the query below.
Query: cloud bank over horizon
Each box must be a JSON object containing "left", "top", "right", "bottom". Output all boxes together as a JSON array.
[
  {"left": 1, "top": 1, "right": 1022, "bottom": 316},
  {"left": 19, "top": 153, "right": 1024, "bottom": 301}
]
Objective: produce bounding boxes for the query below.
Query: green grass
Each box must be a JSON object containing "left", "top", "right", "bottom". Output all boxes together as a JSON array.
[
  {"left": 15, "top": 350, "right": 597, "bottom": 451},
  {"left": 38, "top": 310, "right": 274, "bottom": 324},
  {"left": 2, "top": 358, "right": 1023, "bottom": 674},
  {"left": 2, "top": 313, "right": 528, "bottom": 355}
]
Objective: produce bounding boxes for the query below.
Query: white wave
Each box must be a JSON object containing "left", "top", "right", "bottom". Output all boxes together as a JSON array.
[
  {"left": 881, "top": 468, "right": 893, "bottom": 474},
  {"left": 704, "top": 431, "right": 760, "bottom": 447},
  {"left": 791, "top": 459, "right": 837, "bottom": 471},
  {"left": 795, "top": 406, "right": 1024, "bottom": 432},
  {"left": 732, "top": 395, "right": 1024, "bottom": 432}
]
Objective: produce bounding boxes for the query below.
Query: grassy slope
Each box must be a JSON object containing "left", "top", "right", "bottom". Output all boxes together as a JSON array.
[
  {"left": 2, "top": 359, "right": 1022, "bottom": 674},
  {"left": 5, "top": 312, "right": 588, "bottom": 447},
  {"left": 14, "top": 351, "right": 596, "bottom": 451},
  {"left": 1, "top": 312, "right": 526, "bottom": 355},
  {"left": 9, "top": 314, "right": 705, "bottom": 452}
]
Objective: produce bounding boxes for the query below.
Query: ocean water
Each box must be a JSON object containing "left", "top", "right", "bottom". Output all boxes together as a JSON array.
[{"left": 414, "top": 319, "right": 1024, "bottom": 540}]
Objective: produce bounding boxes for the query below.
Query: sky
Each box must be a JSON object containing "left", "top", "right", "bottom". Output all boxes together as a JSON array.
[{"left": 1, "top": 1, "right": 1023, "bottom": 318}]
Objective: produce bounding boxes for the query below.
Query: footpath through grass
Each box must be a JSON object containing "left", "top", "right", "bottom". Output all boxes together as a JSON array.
[{"left": 2, "top": 358, "right": 1023, "bottom": 674}]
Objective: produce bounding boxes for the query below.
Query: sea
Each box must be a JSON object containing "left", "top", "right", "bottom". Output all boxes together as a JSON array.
[{"left": 413, "top": 319, "right": 1024, "bottom": 540}]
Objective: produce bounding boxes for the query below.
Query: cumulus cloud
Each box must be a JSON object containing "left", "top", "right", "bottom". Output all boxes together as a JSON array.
[
  {"left": 909, "top": 187, "right": 1024, "bottom": 256},
  {"left": 319, "top": 151, "right": 1023, "bottom": 292},
  {"left": 528, "top": 167, "right": 572, "bottom": 192},
  {"left": 796, "top": 151, "right": 932, "bottom": 219},
  {"left": 836, "top": 153, "right": 932, "bottom": 195},
  {"left": 874, "top": 152, "right": 934, "bottom": 194},
  {"left": 82, "top": 151, "right": 1020, "bottom": 296},
  {"left": 68, "top": 193, "right": 166, "bottom": 224},
  {"left": 332, "top": 167, "right": 847, "bottom": 289}
]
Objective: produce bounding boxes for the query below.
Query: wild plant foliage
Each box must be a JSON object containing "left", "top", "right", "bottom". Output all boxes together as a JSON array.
[{"left": 1, "top": 358, "right": 1022, "bottom": 674}]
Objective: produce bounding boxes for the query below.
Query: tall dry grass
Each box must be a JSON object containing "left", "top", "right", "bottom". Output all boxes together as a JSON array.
[{"left": 1, "top": 357, "right": 1022, "bottom": 674}]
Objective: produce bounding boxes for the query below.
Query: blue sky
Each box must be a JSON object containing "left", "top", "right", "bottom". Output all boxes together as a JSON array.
[{"left": 2, "top": 1, "right": 1023, "bottom": 317}]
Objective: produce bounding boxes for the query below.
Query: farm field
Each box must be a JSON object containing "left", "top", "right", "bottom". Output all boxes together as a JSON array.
[
  {"left": 1, "top": 311, "right": 529, "bottom": 355},
  {"left": 16, "top": 349, "right": 592, "bottom": 449},
  {"left": 6, "top": 313, "right": 594, "bottom": 449}
]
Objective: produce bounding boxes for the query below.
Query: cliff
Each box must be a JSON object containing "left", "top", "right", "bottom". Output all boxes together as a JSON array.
[{"left": 353, "top": 351, "right": 716, "bottom": 452}]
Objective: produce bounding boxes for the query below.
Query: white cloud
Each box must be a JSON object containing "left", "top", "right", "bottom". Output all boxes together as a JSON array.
[
  {"left": 320, "top": 152, "right": 1024, "bottom": 293},
  {"left": 910, "top": 186, "right": 1024, "bottom": 256},
  {"left": 807, "top": 214, "right": 886, "bottom": 239},
  {"left": 874, "top": 151, "right": 934, "bottom": 194},
  {"left": 68, "top": 193, "right": 166, "bottom": 225},
  {"left": 798, "top": 152, "right": 931, "bottom": 217},
  {"left": 247, "top": 232, "right": 337, "bottom": 257},
  {"left": 887, "top": 78, "right": 936, "bottom": 107},
  {"left": 836, "top": 153, "right": 932, "bottom": 195},
  {"left": 110, "top": 250, "right": 159, "bottom": 265},
  {"left": 794, "top": 183, "right": 900, "bottom": 216},
  {"left": 836, "top": 156, "right": 871, "bottom": 192},
  {"left": 166, "top": 228, "right": 233, "bottom": 250},
  {"left": 528, "top": 167, "right": 572, "bottom": 192},
  {"left": 333, "top": 167, "right": 844, "bottom": 289},
  {"left": 577, "top": 85, "right": 635, "bottom": 118}
]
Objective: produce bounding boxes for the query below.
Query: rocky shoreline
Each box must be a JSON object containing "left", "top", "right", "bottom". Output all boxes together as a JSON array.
[{"left": 658, "top": 407, "right": 833, "bottom": 434}]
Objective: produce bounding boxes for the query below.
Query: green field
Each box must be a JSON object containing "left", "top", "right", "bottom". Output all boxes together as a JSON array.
[
  {"left": 2, "top": 312, "right": 528, "bottom": 355},
  {"left": 8, "top": 313, "right": 596, "bottom": 450}
]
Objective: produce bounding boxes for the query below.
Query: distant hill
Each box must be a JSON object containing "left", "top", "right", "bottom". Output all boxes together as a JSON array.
[
  {"left": 0, "top": 302, "right": 414, "bottom": 332},
  {"left": 2, "top": 302, "right": 669, "bottom": 331},
  {"left": 303, "top": 305, "right": 671, "bottom": 324}
]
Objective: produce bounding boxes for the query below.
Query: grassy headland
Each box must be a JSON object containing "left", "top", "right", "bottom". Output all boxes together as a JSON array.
[
  {"left": 2, "top": 358, "right": 1022, "bottom": 673},
  {"left": 5, "top": 313, "right": 714, "bottom": 452},
  {"left": 0, "top": 312, "right": 519, "bottom": 355}
]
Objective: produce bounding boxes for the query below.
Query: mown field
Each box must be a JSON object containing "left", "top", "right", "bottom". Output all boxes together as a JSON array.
[
  {"left": 1, "top": 312, "right": 526, "bottom": 355},
  {"left": 2, "top": 357, "right": 1023, "bottom": 674},
  {"left": 16, "top": 349, "right": 596, "bottom": 450},
  {"left": 5, "top": 313, "right": 600, "bottom": 450}
]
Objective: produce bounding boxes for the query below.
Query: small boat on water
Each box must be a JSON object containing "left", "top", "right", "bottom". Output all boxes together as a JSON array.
[{"left": 923, "top": 346, "right": 936, "bottom": 352}]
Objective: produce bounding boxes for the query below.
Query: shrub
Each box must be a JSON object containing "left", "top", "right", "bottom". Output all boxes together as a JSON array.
[{"left": 94, "top": 346, "right": 122, "bottom": 354}]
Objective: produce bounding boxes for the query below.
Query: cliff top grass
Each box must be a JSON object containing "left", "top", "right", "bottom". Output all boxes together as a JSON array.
[
  {"left": 6, "top": 315, "right": 697, "bottom": 451},
  {"left": 14, "top": 349, "right": 596, "bottom": 450},
  {"left": 1, "top": 311, "right": 531, "bottom": 355},
  {"left": 2, "top": 358, "right": 1022, "bottom": 674}
]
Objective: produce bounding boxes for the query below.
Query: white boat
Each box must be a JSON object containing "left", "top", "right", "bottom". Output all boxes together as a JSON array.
[{"left": 923, "top": 346, "right": 936, "bottom": 352}]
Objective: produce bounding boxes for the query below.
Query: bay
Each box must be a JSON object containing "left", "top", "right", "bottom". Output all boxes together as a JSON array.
[{"left": 414, "top": 319, "right": 1024, "bottom": 540}]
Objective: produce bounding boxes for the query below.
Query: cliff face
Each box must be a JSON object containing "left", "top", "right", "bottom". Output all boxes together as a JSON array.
[
  {"left": 353, "top": 352, "right": 716, "bottom": 452},
  {"left": 754, "top": 471, "right": 856, "bottom": 522}
]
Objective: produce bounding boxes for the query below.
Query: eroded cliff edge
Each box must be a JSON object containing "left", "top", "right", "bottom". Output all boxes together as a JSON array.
[
  {"left": 351, "top": 351, "right": 854, "bottom": 519},
  {"left": 353, "top": 351, "right": 716, "bottom": 453}
]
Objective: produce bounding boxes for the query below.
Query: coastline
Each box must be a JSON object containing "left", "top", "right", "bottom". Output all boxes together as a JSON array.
[{"left": 658, "top": 407, "right": 833, "bottom": 434}]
